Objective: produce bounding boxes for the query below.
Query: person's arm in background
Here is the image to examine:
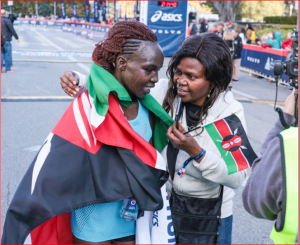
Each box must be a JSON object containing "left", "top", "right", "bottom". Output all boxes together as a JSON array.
[
  {"left": 60, "top": 70, "right": 87, "bottom": 97},
  {"left": 266, "top": 33, "right": 276, "bottom": 48},
  {"left": 242, "top": 89, "right": 296, "bottom": 220},
  {"left": 237, "top": 36, "right": 243, "bottom": 56},
  {"left": 5, "top": 19, "right": 19, "bottom": 42}
]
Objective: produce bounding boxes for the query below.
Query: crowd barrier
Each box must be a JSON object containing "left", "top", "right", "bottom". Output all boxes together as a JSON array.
[
  {"left": 15, "top": 18, "right": 111, "bottom": 43},
  {"left": 14, "top": 19, "right": 292, "bottom": 83},
  {"left": 241, "top": 44, "right": 290, "bottom": 83}
]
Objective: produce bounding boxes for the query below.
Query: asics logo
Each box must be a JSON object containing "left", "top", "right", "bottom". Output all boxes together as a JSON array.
[{"left": 150, "top": 10, "right": 183, "bottom": 22}]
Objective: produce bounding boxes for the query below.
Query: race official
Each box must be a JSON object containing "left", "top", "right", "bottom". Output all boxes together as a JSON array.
[
  {"left": 242, "top": 89, "right": 298, "bottom": 244},
  {"left": 231, "top": 29, "right": 243, "bottom": 83},
  {"left": 1, "top": 9, "right": 19, "bottom": 73}
]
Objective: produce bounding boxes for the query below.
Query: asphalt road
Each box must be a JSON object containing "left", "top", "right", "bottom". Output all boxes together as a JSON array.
[{"left": 1, "top": 25, "right": 292, "bottom": 244}]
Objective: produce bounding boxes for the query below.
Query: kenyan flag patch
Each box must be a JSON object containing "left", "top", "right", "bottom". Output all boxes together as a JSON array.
[{"left": 204, "top": 114, "right": 257, "bottom": 174}]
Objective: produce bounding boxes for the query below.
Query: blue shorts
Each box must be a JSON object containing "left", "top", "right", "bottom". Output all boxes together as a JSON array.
[{"left": 70, "top": 200, "right": 136, "bottom": 242}]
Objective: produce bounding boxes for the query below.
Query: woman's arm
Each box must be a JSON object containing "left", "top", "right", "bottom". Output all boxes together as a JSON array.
[
  {"left": 193, "top": 102, "right": 249, "bottom": 189},
  {"left": 60, "top": 70, "right": 88, "bottom": 97},
  {"left": 167, "top": 102, "right": 249, "bottom": 189}
]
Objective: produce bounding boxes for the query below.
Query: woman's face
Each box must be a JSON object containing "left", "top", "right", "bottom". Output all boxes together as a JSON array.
[
  {"left": 174, "top": 57, "right": 213, "bottom": 106},
  {"left": 118, "top": 41, "right": 164, "bottom": 99}
]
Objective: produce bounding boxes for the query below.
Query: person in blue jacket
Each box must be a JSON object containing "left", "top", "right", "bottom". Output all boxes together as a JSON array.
[{"left": 266, "top": 31, "right": 282, "bottom": 49}]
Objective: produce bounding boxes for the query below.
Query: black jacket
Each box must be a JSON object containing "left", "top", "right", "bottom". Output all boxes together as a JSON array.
[
  {"left": 1, "top": 16, "right": 18, "bottom": 42},
  {"left": 190, "top": 24, "right": 198, "bottom": 35},
  {"left": 199, "top": 21, "right": 207, "bottom": 33},
  {"left": 233, "top": 35, "right": 243, "bottom": 59},
  {"left": 213, "top": 30, "right": 223, "bottom": 38}
]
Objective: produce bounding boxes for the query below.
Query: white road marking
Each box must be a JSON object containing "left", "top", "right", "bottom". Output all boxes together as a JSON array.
[
  {"left": 76, "top": 63, "right": 90, "bottom": 74},
  {"left": 33, "top": 29, "right": 64, "bottom": 51},
  {"left": 32, "top": 29, "right": 90, "bottom": 72},
  {"left": 231, "top": 89, "right": 259, "bottom": 100},
  {"left": 23, "top": 145, "right": 41, "bottom": 152}
]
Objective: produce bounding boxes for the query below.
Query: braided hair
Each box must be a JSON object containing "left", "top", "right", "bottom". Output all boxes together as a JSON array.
[{"left": 92, "top": 20, "right": 157, "bottom": 73}]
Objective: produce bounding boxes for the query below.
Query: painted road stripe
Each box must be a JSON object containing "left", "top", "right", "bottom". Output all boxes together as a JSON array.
[
  {"left": 1, "top": 96, "right": 73, "bottom": 102},
  {"left": 1, "top": 96, "right": 285, "bottom": 105},
  {"left": 13, "top": 50, "right": 92, "bottom": 58},
  {"left": 13, "top": 59, "right": 92, "bottom": 63}
]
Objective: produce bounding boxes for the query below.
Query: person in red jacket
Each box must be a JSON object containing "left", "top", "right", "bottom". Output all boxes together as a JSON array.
[{"left": 281, "top": 32, "right": 292, "bottom": 51}]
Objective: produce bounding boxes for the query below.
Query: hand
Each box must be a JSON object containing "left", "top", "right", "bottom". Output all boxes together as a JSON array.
[
  {"left": 166, "top": 122, "right": 203, "bottom": 159},
  {"left": 60, "top": 70, "right": 80, "bottom": 97},
  {"left": 268, "top": 33, "right": 273, "bottom": 39},
  {"left": 284, "top": 88, "right": 297, "bottom": 116},
  {"left": 17, "top": 39, "right": 20, "bottom": 43}
]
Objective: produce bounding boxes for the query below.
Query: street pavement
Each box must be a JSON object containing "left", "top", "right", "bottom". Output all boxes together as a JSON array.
[{"left": 1, "top": 25, "right": 292, "bottom": 244}]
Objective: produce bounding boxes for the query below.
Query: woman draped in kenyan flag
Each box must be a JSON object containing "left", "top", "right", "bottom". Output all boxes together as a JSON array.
[
  {"left": 61, "top": 34, "right": 250, "bottom": 244},
  {"left": 2, "top": 21, "right": 174, "bottom": 245}
]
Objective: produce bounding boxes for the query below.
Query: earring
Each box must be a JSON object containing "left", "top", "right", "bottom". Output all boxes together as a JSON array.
[{"left": 207, "top": 90, "right": 211, "bottom": 98}]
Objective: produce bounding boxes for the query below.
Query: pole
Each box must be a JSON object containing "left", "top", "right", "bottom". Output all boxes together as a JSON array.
[
  {"left": 54, "top": 1, "right": 56, "bottom": 17},
  {"left": 35, "top": 1, "right": 38, "bottom": 16}
]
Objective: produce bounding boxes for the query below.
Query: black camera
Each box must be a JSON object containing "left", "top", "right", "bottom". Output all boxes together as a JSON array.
[{"left": 273, "top": 29, "right": 298, "bottom": 89}]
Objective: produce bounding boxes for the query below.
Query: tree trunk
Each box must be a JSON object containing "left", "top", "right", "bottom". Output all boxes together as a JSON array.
[{"left": 210, "top": 1, "right": 240, "bottom": 22}]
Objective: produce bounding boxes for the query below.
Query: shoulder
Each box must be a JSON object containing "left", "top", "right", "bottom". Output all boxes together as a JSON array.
[{"left": 206, "top": 91, "right": 243, "bottom": 121}]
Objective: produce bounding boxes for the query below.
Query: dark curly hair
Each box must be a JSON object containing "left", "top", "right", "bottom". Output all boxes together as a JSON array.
[
  {"left": 92, "top": 20, "right": 157, "bottom": 73},
  {"left": 162, "top": 33, "right": 232, "bottom": 128}
]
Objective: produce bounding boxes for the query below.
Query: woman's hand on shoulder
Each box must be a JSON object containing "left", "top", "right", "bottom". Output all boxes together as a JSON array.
[
  {"left": 60, "top": 70, "right": 80, "bottom": 97},
  {"left": 167, "top": 122, "right": 202, "bottom": 158}
]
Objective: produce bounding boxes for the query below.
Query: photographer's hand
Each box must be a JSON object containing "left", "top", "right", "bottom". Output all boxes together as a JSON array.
[{"left": 284, "top": 88, "right": 296, "bottom": 116}]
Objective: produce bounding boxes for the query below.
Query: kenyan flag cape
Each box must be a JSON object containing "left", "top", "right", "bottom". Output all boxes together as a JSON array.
[
  {"left": 204, "top": 114, "right": 257, "bottom": 174},
  {"left": 2, "top": 64, "right": 174, "bottom": 244}
]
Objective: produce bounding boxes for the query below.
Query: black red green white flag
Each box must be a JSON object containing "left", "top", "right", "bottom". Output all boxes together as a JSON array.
[
  {"left": 2, "top": 64, "right": 174, "bottom": 244},
  {"left": 204, "top": 114, "right": 257, "bottom": 174}
]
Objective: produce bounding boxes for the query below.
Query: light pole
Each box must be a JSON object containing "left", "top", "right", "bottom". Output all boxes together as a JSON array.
[
  {"left": 54, "top": 1, "right": 56, "bottom": 17},
  {"left": 35, "top": 1, "right": 38, "bottom": 16},
  {"left": 290, "top": 4, "right": 294, "bottom": 16}
]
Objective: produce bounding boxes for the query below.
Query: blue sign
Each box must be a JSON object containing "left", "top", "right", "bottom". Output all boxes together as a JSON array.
[
  {"left": 72, "top": 2, "right": 77, "bottom": 18},
  {"left": 241, "top": 46, "right": 289, "bottom": 81},
  {"left": 84, "top": 1, "right": 90, "bottom": 22},
  {"left": 61, "top": 1, "right": 66, "bottom": 19},
  {"left": 146, "top": 1, "right": 188, "bottom": 57}
]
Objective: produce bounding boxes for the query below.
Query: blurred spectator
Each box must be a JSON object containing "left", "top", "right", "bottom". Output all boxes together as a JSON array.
[
  {"left": 210, "top": 23, "right": 218, "bottom": 33},
  {"left": 213, "top": 23, "right": 224, "bottom": 38},
  {"left": 231, "top": 29, "right": 243, "bottom": 83},
  {"left": 266, "top": 31, "right": 282, "bottom": 49},
  {"left": 107, "top": 16, "right": 112, "bottom": 25},
  {"left": 246, "top": 23, "right": 255, "bottom": 44},
  {"left": 261, "top": 35, "right": 272, "bottom": 48},
  {"left": 198, "top": 17, "right": 207, "bottom": 33},
  {"left": 282, "top": 32, "right": 292, "bottom": 51},
  {"left": 1, "top": 9, "right": 19, "bottom": 73},
  {"left": 223, "top": 30, "right": 233, "bottom": 51},
  {"left": 190, "top": 19, "right": 198, "bottom": 36},
  {"left": 8, "top": 13, "right": 18, "bottom": 24},
  {"left": 255, "top": 34, "right": 261, "bottom": 45},
  {"left": 239, "top": 28, "right": 247, "bottom": 44},
  {"left": 226, "top": 21, "right": 233, "bottom": 31},
  {"left": 187, "top": 21, "right": 191, "bottom": 37}
]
